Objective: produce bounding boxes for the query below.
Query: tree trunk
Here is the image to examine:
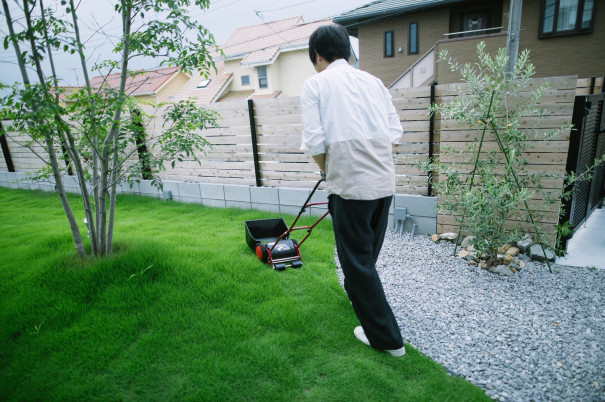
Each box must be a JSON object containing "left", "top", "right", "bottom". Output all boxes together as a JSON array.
[
  {"left": 106, "top": 134, "right": 119, "bottom": 255},
  {"left": 5, "top": 0, "right": 86, "bottom": 256},
  {"left": 65, "top": 0, "right": 101, "bottom": 255},
  {"left": 41, "top": 0, "right": 97, "bottom": 255},
  {"left": 104, "top": 1, "right": 133, "bottom": 255},
  {"left": 1, "top": 0, "right": 28, "bottom": 85}
]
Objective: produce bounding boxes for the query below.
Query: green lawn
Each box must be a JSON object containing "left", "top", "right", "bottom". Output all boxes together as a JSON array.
[{"left": 0, "top": 187, "right": 489, "bottom": 401}]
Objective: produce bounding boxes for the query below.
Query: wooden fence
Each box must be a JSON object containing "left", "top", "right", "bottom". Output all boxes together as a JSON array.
[
  {"left": 0, "top": 75, "right": 579, "bottom": 236},
  {"left": 435, "top": 76, "right": 576, "bottom": 234},
  {"left": 142, "top": 86, "right": 435, "bottom": 195}
]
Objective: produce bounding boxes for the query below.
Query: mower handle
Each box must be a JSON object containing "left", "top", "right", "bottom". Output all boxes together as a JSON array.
[{"left": 269, "top": 177, "right": 329, "bottom": 253}]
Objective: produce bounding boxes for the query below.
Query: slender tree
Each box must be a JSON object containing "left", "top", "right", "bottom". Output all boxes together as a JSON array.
[{"left": 1, "top": 0, "right": 220, "bottom": 257}]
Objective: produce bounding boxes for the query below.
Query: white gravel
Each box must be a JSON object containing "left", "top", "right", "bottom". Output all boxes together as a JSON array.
[{"left": 336, "top": 229, "right": 605, "bottom": 402}]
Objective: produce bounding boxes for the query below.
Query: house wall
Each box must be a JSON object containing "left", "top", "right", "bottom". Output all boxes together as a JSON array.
[
  {"left": 435, "top": 34, "right": 507, "bottom": 84},
  {"left": 358, "top": 1, "right": 604, "bottom": 86},
  {"left": 224, "top": 60, "right": 255, "bottom": 92},
  {"left": 156, "top": 72, "right": 190, "bottom": 103},
  {"left": 263, "top": 63, "right": 280, "bottom": 95},
  {"left": 275, "top": 49, "right": 316, "bottom": 97},
  {"left": 357, "top": 8, "right": 450, "bottom": 86},
  {"left": 438, "top": 1, "right": 605, "bottom": 84},
  {"left": 136, "top": 94, "right": 157, "bottom": 104},
  {"left": 223, "top": 50, "right": 317, "bottom": 97},
  {"left": 506, "top": 0, "right": 605, "bottom": 80}
]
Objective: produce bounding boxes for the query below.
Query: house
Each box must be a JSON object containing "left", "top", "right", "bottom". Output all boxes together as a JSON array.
[
  {"left": 334, "top": 0, "right": 604, "bottom": 88},
  {"left": 86, "top": 66, "right": 190, "bottom": 104},
  {"left": 174, "top": 16, "right": 358, "bottom": 104}
]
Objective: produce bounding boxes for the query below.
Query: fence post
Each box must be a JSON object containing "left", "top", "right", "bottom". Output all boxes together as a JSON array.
[
  {"left": 247, "top": 99, "right": 261, "bottom": 187},
  {"left": 132, "top": 109, "right": 152, "bottom": 180},
  {"left": 428, "top": 82, "right": 437, "bottom": 196},
  {"left": 0, "top": 122, "right": 15, "bottom": 172},
  {"left": 589, "top": 77, "right": 596, "bottom": 94}
]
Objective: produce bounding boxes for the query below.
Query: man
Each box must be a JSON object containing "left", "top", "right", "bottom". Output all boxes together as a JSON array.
[{"left": 300, "top": 24, "right": 405, "bottom": 357}]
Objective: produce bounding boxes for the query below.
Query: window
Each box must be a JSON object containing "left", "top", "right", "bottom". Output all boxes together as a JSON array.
[
  {"left": 408, "top": 22, "right": 418, "bottom": 54},
  {"left": 384, "top": 31, "right": 394, "bottom": 57},
  {"left": 241, "top": 75, "right": 250, "bottom": 86},
  {"left": 461, "top": 10, "right": 488, "bottom": 36},
  {"left": 540, "top": 0, "right": 594, "bottom": 36},
  {"left": 448, "top": 3, "right": 502, "bottom": 38},
  {"left": 257, "top": 66, "right": 267, "bottom": 89},
  {"left": 196, "top": 79, "right": 211, "bottom": 88}
]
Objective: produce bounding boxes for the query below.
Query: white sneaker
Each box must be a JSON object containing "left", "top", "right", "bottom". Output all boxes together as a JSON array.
[
  {"left": 354, "top": 326, "right": 371, "bottom": 346},
  {"left": 353, "top": 326, "right": 406, "bottom": 357}
]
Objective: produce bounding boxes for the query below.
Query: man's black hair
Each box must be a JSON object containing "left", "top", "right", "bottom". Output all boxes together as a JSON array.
[{"left": 308, "top": 24, "right": 351, "bottom": 65}]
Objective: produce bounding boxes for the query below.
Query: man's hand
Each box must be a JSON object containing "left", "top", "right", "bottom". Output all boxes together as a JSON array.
[{"left": 312, "top": 154, "right": 326, "bottom": 176}]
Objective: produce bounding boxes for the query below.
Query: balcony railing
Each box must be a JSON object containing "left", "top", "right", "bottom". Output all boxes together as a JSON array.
[{"left": 443, "top": 27, "right": 503, "bottom": 39}]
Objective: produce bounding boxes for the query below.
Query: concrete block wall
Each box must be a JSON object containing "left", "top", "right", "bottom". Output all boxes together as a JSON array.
[
  {"left": 0, "top": 172, "right": 437, "bottom": 235},
  {"left": 392, "top": 194, "right": 437, "bottom": 235}
]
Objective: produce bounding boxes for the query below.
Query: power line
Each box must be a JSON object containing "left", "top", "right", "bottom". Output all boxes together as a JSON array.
[{"left": 259, "top": 0, "right": 318, "bottom": 13}]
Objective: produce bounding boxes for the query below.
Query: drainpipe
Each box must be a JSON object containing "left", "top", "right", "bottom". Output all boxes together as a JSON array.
[{"left": 505, "top": 0, "right": 523, "bottom": 74}]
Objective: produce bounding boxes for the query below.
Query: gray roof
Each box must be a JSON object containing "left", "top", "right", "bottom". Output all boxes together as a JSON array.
[{"left": 334, "top": 0, "right": 465, "bottom": 29}]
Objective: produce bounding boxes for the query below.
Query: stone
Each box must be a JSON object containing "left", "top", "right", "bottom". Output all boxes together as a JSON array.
[
  {"left": 506, "top": 246, "right": 520, "bottom": 257},
  {"left": 461, "top": 235, "right": 476, "bottom": 248},
  {"left": 458, "top": 250, "right": 470, "bottom": 258},
  {"left": 517, "top": 254, "right": 531, "bottom": 262},
  {"left": 519, "top": 261, "right": 526, "bottom": 269},
  {"left": 516, "top": 234, "right": 534, "bottom": 253},
  {"left": 431, "top": 234, "right": 440, "bottom": 242},
  {"left": 504, "top": 254, "right": 513, "bottom": 264},
  {"left": 529, "top": 244, "right": 556, "bottom": 262},
  {"left": 488, "top": 264, "right": 514, "bottom": 275},
  {"left": 468, "top": 260, "right": 478, "bottom": 266},
  {"left": 498, "top": 244, "right": 511, "bottom": 254},
  {"left": 439, "top": 232, "right": 458, "bottom": 241},
  {"left": 480, "top": 261, "right": 489, "bottom": 270},
  {"left": 467, "top": 245, "right": 476, "bottom": 252},
  {"left": 466, "top": 252, "right": 479, "bottom": 262},
  {"left": 509, "top": 262, "right": 522, "bottom": 271}
]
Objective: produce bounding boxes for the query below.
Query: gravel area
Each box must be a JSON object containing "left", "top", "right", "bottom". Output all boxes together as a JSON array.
[{"left": 336, "top": 229, "right": 605, "bottom": 401}]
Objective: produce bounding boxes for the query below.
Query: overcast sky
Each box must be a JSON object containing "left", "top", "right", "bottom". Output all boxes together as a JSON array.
[{"left": 0, "top": 0, "right": 371, "bottom": 87}]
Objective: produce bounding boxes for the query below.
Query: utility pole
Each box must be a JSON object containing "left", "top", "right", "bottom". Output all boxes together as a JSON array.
[{"left": 506, "top": 0, "right": 523, "bottom": 74}]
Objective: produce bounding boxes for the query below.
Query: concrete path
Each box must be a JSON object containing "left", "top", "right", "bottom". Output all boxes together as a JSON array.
[{"left": 556, "top": 206, "right": 605, "bottom": 270}]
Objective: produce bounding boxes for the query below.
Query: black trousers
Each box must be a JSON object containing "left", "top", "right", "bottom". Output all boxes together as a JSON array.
[{"left": 328, "top": 194, "right": 403, "bottom": 350}]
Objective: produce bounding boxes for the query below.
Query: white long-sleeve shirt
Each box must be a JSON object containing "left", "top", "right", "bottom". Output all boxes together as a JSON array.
[{"left": 300, "top": 59, "right": 403, "bottom": 200}]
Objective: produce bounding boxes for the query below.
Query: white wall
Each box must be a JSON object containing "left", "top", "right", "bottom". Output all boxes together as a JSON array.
[
  {"left": 224, "top": 60, "right": 255, "bottom": 92},
  {"left": 275, "top": 49, "right": 317, "bottom": 97}
]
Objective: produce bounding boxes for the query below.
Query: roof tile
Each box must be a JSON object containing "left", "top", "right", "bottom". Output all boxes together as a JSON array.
[
  {"left": 89, "top": 66, "right": 181, "bottom": 96},
  {"left": 221, "top": 17, "right": 333, "bottom": 62},
  {"left": 172, "top": 61, "right": 232, "bottom": 104}
]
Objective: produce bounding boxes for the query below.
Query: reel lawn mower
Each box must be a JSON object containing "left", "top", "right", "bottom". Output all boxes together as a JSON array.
[{"left": 244, "top": 178, "right": 329, "bottom": 271}]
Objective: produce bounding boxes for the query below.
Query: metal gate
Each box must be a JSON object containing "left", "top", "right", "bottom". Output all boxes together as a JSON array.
[{"left": 560, "top": 92, "right": 605, "bottom": 237}]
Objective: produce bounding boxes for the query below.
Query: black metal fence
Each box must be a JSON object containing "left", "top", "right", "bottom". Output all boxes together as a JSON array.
[{"left": 561, "top": 92, "right": 605, "bottom": 234}]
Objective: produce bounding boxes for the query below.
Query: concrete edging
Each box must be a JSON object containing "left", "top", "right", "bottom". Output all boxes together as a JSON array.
[{"left": 0, "top": 172, "right": 436, "bottom": 235}]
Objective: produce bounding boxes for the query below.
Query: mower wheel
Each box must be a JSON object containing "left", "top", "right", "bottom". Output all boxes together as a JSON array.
[
  {"left": 273, "top": 263, "right": 286, "bottom": 271},
  {"left": 255, "top": 242, "right": 268, "bottom": 262},
  {"left": 291, "top": 260, "right": 303, "bottom": 269}
]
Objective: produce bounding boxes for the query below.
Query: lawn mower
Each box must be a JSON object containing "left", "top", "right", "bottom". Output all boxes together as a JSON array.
[{"left": 244, "top": 178, "right": 329, "bottom": 271}]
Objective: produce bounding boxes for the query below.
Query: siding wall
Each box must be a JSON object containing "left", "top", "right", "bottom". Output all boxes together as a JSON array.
[
  {"left": 507, "top": 0, "right": 605, "bottom": 80},
  {"left": 356, "top": 1, "right": 604, "bottom": 86},
  {"left": 358, "top": 8, "right": 450, "bottom": 87}
]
